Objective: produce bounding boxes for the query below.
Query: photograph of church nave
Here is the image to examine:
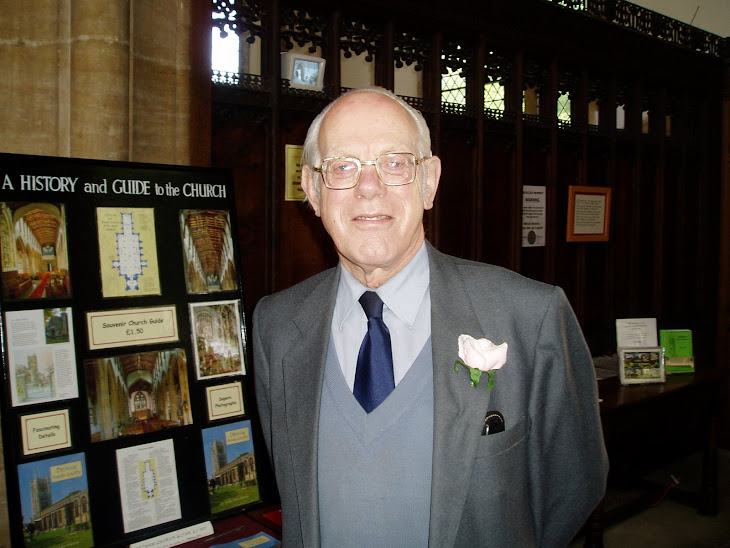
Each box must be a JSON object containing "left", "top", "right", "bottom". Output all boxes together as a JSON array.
[
  {"left": 190, "top": 300, "right": 245, "bottom": 379},
  {"left": 0, "top": 202, "right": 70, "bottom": 300},
  {"left": 180, "top": 209, "right": 238, "bottom": 294},
  {"left": 84, "top": 349, "right": 192, "bottom": 442}
]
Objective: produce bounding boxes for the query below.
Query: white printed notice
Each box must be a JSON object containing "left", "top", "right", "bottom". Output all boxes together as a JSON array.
[
  {"left": 5, "top": 307, "right": 79, "bottom": 407},
  {"left": 116, "top": 438, "right": 182, "bottom": 533},
  {"left": 573, "top": 193, "right": 607, "bottom": 234},
  {"left": 86, "top": 305, "right": 178, "bottom": 350},
  {"left": 522, "top": 185, "right": 546, "bottom": 247},
  {"left": 615, "top": 318, "right": 658, "bottom": 348}
]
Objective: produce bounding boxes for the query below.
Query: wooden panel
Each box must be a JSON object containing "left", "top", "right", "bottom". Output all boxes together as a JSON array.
[
  {"left": 278, "top": 110, "right": 338, "bottom": 291},
  {"left": 482, "top": 133, "right": 516, "bottom": 269},
  {"left": 436, "top": 123, "right": 478, "bottom": 260},
  {"left": 611, "top": 141, "right": 639, "bottom": 319},
  {"left": 211, "top": 0, "right": 726, "bottom": 381},
  {"left": 554, "top": 143, "right": 583, "bottom": 311},
  {"left": 212, "top": 108, "right": 269, "bottom": 314}
]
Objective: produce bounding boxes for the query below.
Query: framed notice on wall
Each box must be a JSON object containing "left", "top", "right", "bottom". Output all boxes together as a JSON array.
[
  {"left": 285, "top": 144, "right": 305, "bottom": 201},
  {"left": 0, "top": 153, "right": 260, "bottom": 547},
  {"left": 566, "top": 185, "right": 612, "bottom": 242}
]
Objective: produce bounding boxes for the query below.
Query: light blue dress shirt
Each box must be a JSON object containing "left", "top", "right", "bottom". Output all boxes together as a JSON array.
[{"left": 332, "top": 242, "right": 431, "bottom": 390}]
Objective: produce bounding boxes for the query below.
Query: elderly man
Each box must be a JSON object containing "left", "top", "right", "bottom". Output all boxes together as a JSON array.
[{"left": 253, "top": 86, "right": 607, "bottom": 547}]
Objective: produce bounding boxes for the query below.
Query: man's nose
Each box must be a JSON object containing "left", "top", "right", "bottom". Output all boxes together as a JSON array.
[{"left": 356, "top": 163, "right": 385, "bottom": 197}]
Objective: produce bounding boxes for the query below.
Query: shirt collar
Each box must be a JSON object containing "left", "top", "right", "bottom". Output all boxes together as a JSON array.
[{"left": 334, "top": 241, "right": 429, "bottom": 330}]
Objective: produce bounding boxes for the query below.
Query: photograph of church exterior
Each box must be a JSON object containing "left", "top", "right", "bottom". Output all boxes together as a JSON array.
[
  {"left": 17, "top": 453, "right": 93, "bottom": 548},
  {"left": 202, "top": 420, "right": 259, "bottom": 514}
]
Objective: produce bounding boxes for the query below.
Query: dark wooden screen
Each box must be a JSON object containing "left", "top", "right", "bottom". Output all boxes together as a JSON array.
[{"left": 211, "top": 0, "right": 728, "bottom": 367}]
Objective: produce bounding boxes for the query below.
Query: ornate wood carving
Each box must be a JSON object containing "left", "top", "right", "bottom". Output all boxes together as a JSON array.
[
  {"left": 485, "top": 49, "right": 512, "bottom": 85},
  {"left": 558, "top": 67, "right": 579, "bottom": 98},
  {"left": 281, "top": 8, "right": 326, "bottom": 53},
  {"left": 394, "top": 31, "right": 429, "bottom": 71},
  {"left": 212, "top": 0, "right": 266, "bottom": 43},
  {"left": 340, "top": 18, "right": 382, "bottom": 62},
  {"left": 442, "top": 41, "right": 472, "bottom": 77},
  {"left": 547, "top": 0, "right": 726, "bottom": 58},
  {"left": 523, "top": 57, "right": 548, "bottom": 93}
]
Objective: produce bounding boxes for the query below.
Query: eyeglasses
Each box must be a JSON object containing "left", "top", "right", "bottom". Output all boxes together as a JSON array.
[{"left": 312, "top": 152, "right": 427, "bottom": 190}]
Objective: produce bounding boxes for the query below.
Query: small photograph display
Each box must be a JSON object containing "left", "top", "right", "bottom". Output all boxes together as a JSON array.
[
  {"left": 116, "top": 438, "right": 182, "bottom": 534},
  {"left": 17, "top": 452, "right": 93, "bottom": 548},
  {"left": 179, "top": 209, "right": 239, "bottom": 294},
  {"left": 5, "top": 307, "right": 79, "bottom": 407},
  {"left": 190, "top": 300, "right": 245, "bottom": 379},
  {"left": 280, "top": 51, "right": 326, "bottom": 91},
  {"left": 84, "top": 348, "right": 193, "bottom": 442},
  {"left": 202, "top": 420, "right": 260, "bottom": 514},
  {"left": 0, "top": 202, "right": 71, "bottom": 300},
  {"left": 618, "top": 347, "right": 666, "bottom": 385},
  {"left": 96, "top": 207, "right": 161, "bottom": 297}
]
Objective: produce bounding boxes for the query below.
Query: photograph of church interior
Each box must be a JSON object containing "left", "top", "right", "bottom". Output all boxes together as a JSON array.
[
  {"left": 1, "top": 0, "right": 729, "bottom": 546},
  {"left": 84, "top": 349, "right": 193, "bottom": 442},
  {"left": 180, "top": 209, "right": 239, "bottom": 294},
  {"left": 0, "top": 203, "right": 71, "bottom": 301}
]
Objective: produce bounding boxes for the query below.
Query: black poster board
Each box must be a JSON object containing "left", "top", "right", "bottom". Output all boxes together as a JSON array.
[{"left": 0, "top": 154, "right": 260, "bottom": 547}]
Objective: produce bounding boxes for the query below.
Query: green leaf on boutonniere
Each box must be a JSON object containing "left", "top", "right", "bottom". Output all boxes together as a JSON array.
[{"left": 454, "top": 360, "right": 496, "bottom": 389}]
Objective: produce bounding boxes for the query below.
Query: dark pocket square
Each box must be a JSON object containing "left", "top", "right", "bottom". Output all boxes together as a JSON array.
[{"left": 482, "top": 410, "right": 505, "bottom": 436}]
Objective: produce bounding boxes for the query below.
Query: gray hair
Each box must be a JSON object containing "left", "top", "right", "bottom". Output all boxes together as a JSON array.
[{"left": 302, "top": 86, "right": 433, "bottom": 195}]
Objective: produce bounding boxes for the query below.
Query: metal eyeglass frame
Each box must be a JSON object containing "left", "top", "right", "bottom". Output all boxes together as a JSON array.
[{"left": 311, "top": 152, "right": 428, "bottom": 190}]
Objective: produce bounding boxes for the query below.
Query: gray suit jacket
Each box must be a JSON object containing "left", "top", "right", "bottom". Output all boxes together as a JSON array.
[{"left": 253, "top": 242, "right": 608, "bottom": 547}]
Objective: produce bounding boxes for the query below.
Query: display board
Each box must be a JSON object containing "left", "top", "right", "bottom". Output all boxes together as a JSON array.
[{"left": 0, "top": 154, "right": 261, "bottom": 547}]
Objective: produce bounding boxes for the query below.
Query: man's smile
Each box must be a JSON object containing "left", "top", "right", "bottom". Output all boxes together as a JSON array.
[{"left": 355, "top": 214, "right": 391, "bottom": 221}]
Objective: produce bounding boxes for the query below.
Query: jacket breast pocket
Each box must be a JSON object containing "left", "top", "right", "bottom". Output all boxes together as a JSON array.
[{"left": 474, "top": 415, "right": 527, "bottom": 458}]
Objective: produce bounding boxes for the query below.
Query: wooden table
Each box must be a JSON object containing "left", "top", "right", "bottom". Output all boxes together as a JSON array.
[{"left": 582, "top": 369, "right": 725, "bottom": 546}]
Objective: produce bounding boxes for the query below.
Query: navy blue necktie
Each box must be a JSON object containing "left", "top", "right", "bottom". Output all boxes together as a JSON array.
[{"left": 354, "top": 291, "right": 395, "bottom": 413}]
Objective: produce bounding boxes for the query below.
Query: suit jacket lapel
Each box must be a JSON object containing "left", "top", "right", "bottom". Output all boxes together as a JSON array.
[
  {"left": 282, "top": 268, "right": 339, "bottom": 547},
  {"left": 427, "top": 244, "right": 493, "bottom": 547}
]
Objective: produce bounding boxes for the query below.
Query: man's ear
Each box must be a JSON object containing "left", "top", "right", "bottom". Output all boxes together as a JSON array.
[
  {"left": 301, "top": 165, "right": 322, "bottom": 217},
  {"left": 422, "top": 156, "right": 441, "bottom": 210}
]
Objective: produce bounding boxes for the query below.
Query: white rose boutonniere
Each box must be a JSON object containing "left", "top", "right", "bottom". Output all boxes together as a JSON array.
[{"left": 454, "top": 335, "right": 508, "bottom": 389}]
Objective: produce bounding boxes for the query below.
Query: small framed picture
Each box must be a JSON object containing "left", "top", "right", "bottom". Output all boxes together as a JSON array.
[
  {"left": 618, "top": 347, "right": 666, "bottom": 385},
  {"left": 566, "top": 185, "right": 612, "bottom": 242}
]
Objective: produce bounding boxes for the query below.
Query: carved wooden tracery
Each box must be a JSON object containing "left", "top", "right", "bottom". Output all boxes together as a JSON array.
[
  {"left": 523, "top": 57, "right": 548, "bottom": 94},
  {"left": 394, "top": 31, "right": 430, "bottom": 71},
  {"left": 485, "top": 49, "right": 511, "bottom": 85},
  {"left": 212, "top": 0, "right": 266, "bottom": 42},
  {"left": 340, "top": 18, "right": 382, "bottom": 62},
  {"left": 281, "top": 8, "right": 327, "bottom": 53}
]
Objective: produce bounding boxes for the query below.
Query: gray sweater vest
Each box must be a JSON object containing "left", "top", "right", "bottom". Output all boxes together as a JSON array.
[{"left": 318, "top": 336, "right": 434, "bottom": 547}]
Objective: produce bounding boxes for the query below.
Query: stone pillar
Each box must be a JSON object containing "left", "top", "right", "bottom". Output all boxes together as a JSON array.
[
  {"left": 0, "top": 1, "right": 66, "bottom": 156},
  {"left": 177, "top": 352, "right": 193, "bottom": 424},
  {"left": 98, "top": 359, "right": 115, "bottom": 440},
  {"left": 68, "top": 1, "right": 131, "bottom": 159},
  {"left": 0, "top": 0, "right": 211, "bottom": 165}
]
